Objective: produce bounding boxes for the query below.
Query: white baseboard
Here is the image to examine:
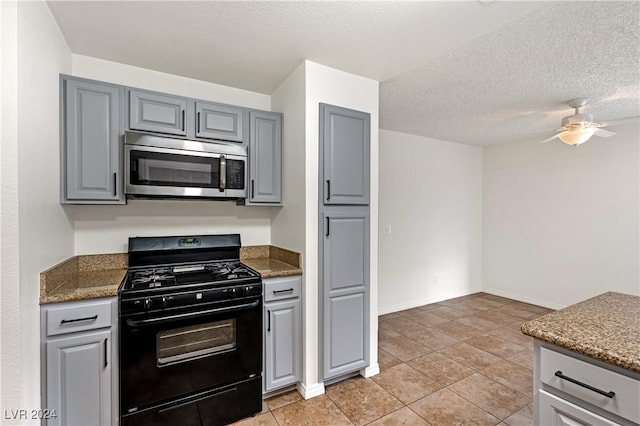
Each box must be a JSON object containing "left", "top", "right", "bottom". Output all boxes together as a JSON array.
[
  {"left": 482, "top": 287, "right": 565, "bottom": 310},
  {"left": 378, "top": 288, "right": 482, "bottom": 315},
  {"left": 296, "top": 381, "right": 325, "bottom": 400},
  {"left": 360, "top": 363, "right": 379, "bottom": 378}
]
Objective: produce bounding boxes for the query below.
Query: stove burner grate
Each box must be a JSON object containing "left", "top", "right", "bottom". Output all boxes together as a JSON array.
[{"left": 130, "top": 268, "right": 177, "bottom": 289}]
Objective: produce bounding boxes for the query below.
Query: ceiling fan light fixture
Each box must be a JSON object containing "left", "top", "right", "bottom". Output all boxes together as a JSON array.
[{"left": 558, "top": 128, "right": 595, "bottom": 146}]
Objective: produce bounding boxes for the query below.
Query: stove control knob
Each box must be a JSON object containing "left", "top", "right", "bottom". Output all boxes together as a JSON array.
[
  {"left": 161, "top": 296, "right": 170, "bottom": 308},
  {"left": 230, "top": 287, "right": 238, "bottom": 298},
  {"left": 143, "top": 298, "right": 153, "bottom": 310}
]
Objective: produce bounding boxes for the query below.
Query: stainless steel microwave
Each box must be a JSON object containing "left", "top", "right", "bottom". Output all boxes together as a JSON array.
[{"left": 125, "top": 131, "right": 247, "bottom": 200}]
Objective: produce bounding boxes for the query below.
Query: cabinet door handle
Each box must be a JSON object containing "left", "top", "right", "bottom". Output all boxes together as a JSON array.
[
  {"left": 554, "top": 371, "right": 615, "bottom": 398},
  {"left": 113, "top": 172, "right": 117, "bottom": 197},
  {"left": 326, "top": 180, "right": 331, "bottom": 201},
  {"left": 267, "top": 310, "right": 271, "bottom": 332},
  {"left": 104, "top": 338, "right": 108, "bottom": 368},
  {"left": 273, "top": 288, "right": 294, "bottom": 295},
  {"left": 197, "top": 112, "right": 200, "bottom": 133},
  {"left": 181, "top": 109, "right": 185, "bottom": 132},
  {"left": 326, "top": 217, "right": 330, "bottom": 237},
  {"left": 251, "top": 179, "right": 255, "bottom": 199},
  {"left": 60, "top": 315, "right": 98, "bottom": 324}
]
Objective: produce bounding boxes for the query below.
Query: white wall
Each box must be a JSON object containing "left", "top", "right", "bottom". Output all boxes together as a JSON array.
[
  {"left": 270, "top": 62, "right": 306, "bottom": 254},
  {"left": 73, "top": 201, "right": 273, "bottom": 254},
  {"left": 301, "top": 61, "right": 380, "bottom": 396},
  {"left": 482, "top": 123, "right": 640, "bottom": 309},
  {"left": 0, "top": 2, "right": 74, "bottom": 421},
  {"left": 1, "top": 0, "right": 21, "bottom": 414},
  {"left": 69, "top": 55, "right": 274, "bottom": 254},
  {"left": 378, "top": 130, "right": 483, "bottom": 314},
  {"left": 72, "top": 55, "right": 271, "bottom": 110}
]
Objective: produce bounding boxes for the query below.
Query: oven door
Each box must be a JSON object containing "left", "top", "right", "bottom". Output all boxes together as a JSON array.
[
  {"left": 119, "top": 296, "right": 262, "bottom": 415},
  {"left": 125, "top": 144, "right": 246, "bottom": 198}
]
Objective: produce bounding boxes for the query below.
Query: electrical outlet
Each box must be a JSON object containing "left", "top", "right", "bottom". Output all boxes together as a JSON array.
[
  {"left": 433, "top": 275, "right": 439, "bottom": 285},
  {"left": 385, "top": 224, "right": 392, "bottom": 234}
]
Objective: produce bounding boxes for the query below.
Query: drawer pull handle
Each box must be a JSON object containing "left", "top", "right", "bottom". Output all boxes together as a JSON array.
[
  {"left": 60, "top": 315, "right": 98, "bottom": 324},
  {"left": 554, "top": 371, "right": 616, "bottom": 399},
  {"left": 273, "top": 288, "right": 294, "bottom": 295}
]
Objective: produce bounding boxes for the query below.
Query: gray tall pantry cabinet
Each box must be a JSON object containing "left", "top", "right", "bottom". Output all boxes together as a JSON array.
[{"left": 319, "top": 104, "right": 370, "bottom": 381}]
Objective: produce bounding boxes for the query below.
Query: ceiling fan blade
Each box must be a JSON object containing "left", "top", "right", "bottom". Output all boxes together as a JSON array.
[
  {"left": 524, "top": 127, "right": 566, "bottom": 134},
  {"left": 600, "top": 116, "right": 640, "bottom": 127},
  {"left": 540, "top": 133, "right": 560, "bottom": 144},
  {"left": 594, "top": 128, "right": 617, "bottom": 138}
]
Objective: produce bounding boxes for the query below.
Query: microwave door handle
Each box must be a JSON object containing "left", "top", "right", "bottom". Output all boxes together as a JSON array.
[{"left": 219, "top": 154, "right": 226, "bottom": 192}]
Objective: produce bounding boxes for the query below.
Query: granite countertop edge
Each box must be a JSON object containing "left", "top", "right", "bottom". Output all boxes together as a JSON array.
[
  {"left": 521, "top": 292, "right": 640, "bottom": 373},
  {"left": 40, "top": 245, "right": 302, "bottom": 304}
]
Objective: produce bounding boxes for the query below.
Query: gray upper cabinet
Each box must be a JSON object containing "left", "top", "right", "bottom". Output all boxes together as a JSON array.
[
  {"left": 128, "top": 91, "right": 247, "bottom": 143},
  {"left": 62, "top": 76, "right": 124, "bottom": 204},
  {"left": 128, "top": 89, "right": 187, "bottom": 136},
  {"left": 320, "top": 103, "right": 370, "bottom": 205},
  {"left": 248, "top": 111, "right": 282, "bottom": 205},
  {"left": 196, "top": 101, "right": 244, "bottom": 142},
  {"left": 321, "top": 207, "right": 370, "bottom": 380}
]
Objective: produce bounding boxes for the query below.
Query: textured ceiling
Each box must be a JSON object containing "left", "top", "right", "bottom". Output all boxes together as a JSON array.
[
  {"left": 47, "top": 1, "right": 640, "bottom": 146},
  {"left": 380, "top": 1, "right": 640, "bottom": 146}
]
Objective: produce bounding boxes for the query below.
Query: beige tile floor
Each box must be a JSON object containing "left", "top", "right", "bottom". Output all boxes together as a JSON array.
[{"left": 233, "top": 292, "right": 553, "bottom": 426}]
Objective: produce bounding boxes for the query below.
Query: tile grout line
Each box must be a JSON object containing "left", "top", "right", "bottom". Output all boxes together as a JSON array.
[{"left": 257, "top": 293, "right": 545, "bottom": 426}]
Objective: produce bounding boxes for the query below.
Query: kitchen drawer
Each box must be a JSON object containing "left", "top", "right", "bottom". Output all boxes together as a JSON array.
[
  {"left": 264, "top": 276, "right": 301, "bottom": 303},
  {"left": 45, "top": 299, "right": 113, "bottom": 337},
  {"left": 539, "top": 389, "right": 621, "bottom": 426},
  {"left": 540, "top": 347, "right": 640, "bottom": 423}
]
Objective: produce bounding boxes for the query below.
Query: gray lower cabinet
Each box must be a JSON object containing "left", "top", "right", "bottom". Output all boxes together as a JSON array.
[
  {"left": 196, "top": 101, "right": 244, "bottom": 142},
  {"left": 46, "top": 330, "right": 112, "bottom": 426},
  {"left": 321, "top": 207, "right": 370, "bottom": 380},
  {"left": 538, "top": 391, "right": 619, "bottom": 426},
  {"left": 320, "top": 103, "right": 370, "bottom": 205},
  {"left": 247, "top": 111, "right": 282, "bottom": 205},
  {"left": 61, "top": 76, "right": 124, "bottom": 204},
  {"left": 128, "top": 89, "right": 188, "bottom": 136},
  {"left": 533, "top": 342, "right": 640, "bottom": 426},
  {"left": 41, "top": 298, "right": 116, "bottom": 426},
  {"left": 263, "top": 276, "right": 302, "bottom": 392}
]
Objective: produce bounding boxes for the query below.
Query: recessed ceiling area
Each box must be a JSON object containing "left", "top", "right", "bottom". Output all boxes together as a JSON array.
[{"left": 47, "top": 1, "right": 640, "bottom": 146}]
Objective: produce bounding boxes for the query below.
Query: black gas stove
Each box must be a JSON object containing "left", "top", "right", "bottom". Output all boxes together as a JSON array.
[
  {"left": 127, "top": 261, "right": 258, "bottom": 290},
  {"left": 118, "top": 234, "right": 263, "bottom": 426},
  {"left": 120, "top": 235, "right": 262, "bottom": 312}
]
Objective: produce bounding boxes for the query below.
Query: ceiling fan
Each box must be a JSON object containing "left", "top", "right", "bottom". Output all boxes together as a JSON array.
[{"left": 540, "top": 98, "right": 638, "bottom": 146}]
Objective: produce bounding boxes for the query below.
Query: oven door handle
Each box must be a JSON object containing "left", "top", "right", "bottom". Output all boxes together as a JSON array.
[{"left": 125, "top": 299, "right": 260, "bottom": 327}]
